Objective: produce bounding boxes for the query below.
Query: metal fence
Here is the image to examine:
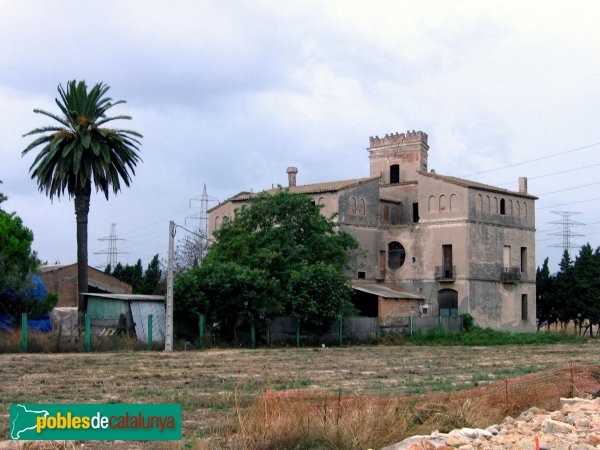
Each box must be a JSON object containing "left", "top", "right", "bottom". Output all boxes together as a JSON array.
[
  {"left": 381, "top": 316, "right": 463, "bottom": 336},
  {"left": 269, "top": 316, "right": 379, "bottom": 346}
]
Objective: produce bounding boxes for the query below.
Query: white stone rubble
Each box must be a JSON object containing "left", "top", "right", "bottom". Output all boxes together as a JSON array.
[{"left": 382, "top": 397, "right": 600, "bottom": 450}]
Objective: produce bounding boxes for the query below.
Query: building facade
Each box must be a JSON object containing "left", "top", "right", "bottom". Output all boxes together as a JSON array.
[
  {"left": 41, "top": 263, "right": 132, "bottom": 308},
  {"left": 208, "top": 131, "right": 537, "bottom": 331}
]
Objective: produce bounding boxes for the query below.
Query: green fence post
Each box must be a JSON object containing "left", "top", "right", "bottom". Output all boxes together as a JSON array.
[
  {"left": 21, "top": 313, "right": 27, "bottom": 352},
  {"left": 296, "top": 318, "right": 301, "bottom": 348},
  {"left": 148, "top": 314, "right": 153, "bottom": 350},
  {"left": 250, "top": 319, "right": 256, "bottom": 348},
  {"left": 85, "top": 314, "right": 91, "bottom": 352},
  {"left": 338, "top": 318, "right": 343, "bottom": 347},
  {"left": 199, "top": 314, "right": 205, "bottom": 350},
  {"left": 409, "top": 316, "right": 413, "bottom": 336}
]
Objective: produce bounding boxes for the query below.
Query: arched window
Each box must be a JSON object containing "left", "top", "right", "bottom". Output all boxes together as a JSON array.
[
  {"left": 215, "top": 216, "right": 221, "bottom": 229},
  {"left": 477, "top": 194, "right": 483, "bottom": 212},
  {"left": 350, "top": 197, "right": 357, "bottom": 215},
  {"left": 438, "top": 289, "right": 458, "bottom": 317},
  {"left": 388, "top": 241, "right": 406, "bottom": 269},
  {"left": 390, "top": 164, "right": 400, "bottom": 184},
  {"left": 428, "top": 195, "right": 436, "bottom": 212},
  {"left": 523, "top": 202, "right": 528, "bottom": 218},
  {"left": 439, "top": 194, "right": 447, "bottom": 212},
  {"left": 359, "top": 198, "right": 366, "bottom": 215},
  {"left": 318, "top": 196, "right": 326, "bottom": 205},
  {"left": 450, "top": 194, "right": 458, "bottom": 211},
  {"left": 508, "top": 199, "right": 513, "bottom": 216},
  {"left": 500, "top": 198, "right": 506, "bottom": 215},
  {"left": 493, "top": 197, "right": 498, "bottom": 213},
  {"left": 486, "top": 196, "right": 491, "bottom": 212},
  {"left": 515, "top": 201, "right": 520, "bottom": 218}
]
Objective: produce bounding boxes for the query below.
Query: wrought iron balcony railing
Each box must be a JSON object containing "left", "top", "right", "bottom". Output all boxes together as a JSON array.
[
  {"left": 501, "top": 267, "right": 521, "bottom": 284},
  {"left": 435, "top": 265, "right": 456, "bottom": 281}
]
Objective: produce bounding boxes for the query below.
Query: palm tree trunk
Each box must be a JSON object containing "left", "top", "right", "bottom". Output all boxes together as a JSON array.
[{"left": 75, "top": 183, "right": 91, "bottom": 328}]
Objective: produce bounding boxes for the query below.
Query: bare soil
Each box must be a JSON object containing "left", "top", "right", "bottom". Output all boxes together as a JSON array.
[{"left": 0, "top": 342, "right": 598, "bottom": 448}]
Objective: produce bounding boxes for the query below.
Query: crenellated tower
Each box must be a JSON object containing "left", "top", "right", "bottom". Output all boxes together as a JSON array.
[{"left": 368, "top": 130, "right": 429, "bottom": 183}]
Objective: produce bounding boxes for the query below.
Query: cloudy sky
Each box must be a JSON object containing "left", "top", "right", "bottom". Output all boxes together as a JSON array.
[{"left": 1, "top": 0, "right": 599, "bottom": 272}]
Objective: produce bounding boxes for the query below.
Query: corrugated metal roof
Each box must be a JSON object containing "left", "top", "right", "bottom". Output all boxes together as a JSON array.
[
  {"left": 351, "top": 283, "right": 423, "bottom": 299},
  {"left": 82, "top": 293, "right": 165, "bottom": 302}
]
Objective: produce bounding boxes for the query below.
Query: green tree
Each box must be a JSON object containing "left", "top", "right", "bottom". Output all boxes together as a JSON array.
[
  {"left": 288, "top": 262, "right": 355, "bottom": 332},
  {"left": 536, "top": 257, "right": 556, "bottom": 330},
  {"left": 143, "top": 254, "right": 163, "bottom": 294},
  {"left": 22, "top": 80, "right": 142, "bottom": 323},
  {"left": 0, "top": 186, "right": 40, "bottom": 316},
  {"left": 175, "top": 191, "right": 358, "bottom": 341}
]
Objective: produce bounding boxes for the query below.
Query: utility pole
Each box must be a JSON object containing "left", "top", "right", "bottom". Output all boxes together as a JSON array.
[{"left": 165, "top": 220, "right": 175, "bottom": 352}]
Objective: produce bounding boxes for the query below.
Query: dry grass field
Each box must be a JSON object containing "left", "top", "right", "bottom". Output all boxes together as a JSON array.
[{"left": 1, "top": 342, "right": 598, "bottom": 448}]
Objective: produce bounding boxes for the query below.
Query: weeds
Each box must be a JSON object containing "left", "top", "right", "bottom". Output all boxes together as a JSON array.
[{"left": 405, "top": 327, "right": 586, "bottom": 346}]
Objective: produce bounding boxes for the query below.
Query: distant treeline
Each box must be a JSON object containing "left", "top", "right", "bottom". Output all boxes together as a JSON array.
[{"left": 537, "top": 244, "right": 600, "bottom": 335}]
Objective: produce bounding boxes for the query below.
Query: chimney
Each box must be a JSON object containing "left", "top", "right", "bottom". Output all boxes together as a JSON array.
[
  {"left": 518, "top": 177, "right": 528, "bottom": 194},
  {"left": 287, "top": 167, "right": 298, "bottom": 188}
]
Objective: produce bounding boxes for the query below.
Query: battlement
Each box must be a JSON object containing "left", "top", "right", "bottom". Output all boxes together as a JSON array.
[{"left": 369, "top": 130, "right": 428, "bottom": 148}]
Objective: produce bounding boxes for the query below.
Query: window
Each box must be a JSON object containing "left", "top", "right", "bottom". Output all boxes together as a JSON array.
[
  {"left": 382, "top": 204, "right": 390, "bottom": 223},
  {"left": 390, "top": 164, "right": 400, "bottom": 184},
  {"left": 520, "top": 247, "right": 527, "bottom": 273},
  {"left": 521, "top": 294, "right": 528, "bottom": 321},
  {"left": 439, "top": 195, "right": 447, "bottom": 212},
  {"left": 390, "top": 205, "right": 400, "bottom": 225},
  {"left": 358, "top": 198, "right": 366, "bottom": 215},
  {"left": 477, "top": 194, "right": 483, "bottom": 212},
  {"left": 388, "top": 241, "right": 406, "bottom": 269},
  {"left": 500, "top": 198, "right": 506, "bottom": 215},
  {"left": 357, "top": 271, "right": 366, "bottom": 280},
  {"left": 493, "top": 197, "right": 498, "bottom": 213},
  {"left": 503, "top": 245, "right": 511, "bottom": 269},
  {"left": 350, "top": 197, "right": 357, "bottom": 215},
  {"left": 428, "top": 195, "right": 436, "bottom": 213},
  {"left": 318, "top": 196, "right": 326, "bottom": 205},
  {"left": 215, "top": 216, "right": 221, "bottom": 229},
  {"left": 442, "top": 245, "right": 453, "bottom": 277},
  {"left": 438, "top": 289, "right": 458, "bottom": 317},
  {"left": 450, "top": 194, "right": 457, "bottom": 211},
  {"left": 412, "top": 203, "right": 419, "bottom": 223}
]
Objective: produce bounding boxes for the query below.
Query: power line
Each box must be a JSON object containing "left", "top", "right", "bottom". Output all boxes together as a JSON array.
[
  {"left": 94, "top": 223, "right": 128, "bottom": 268},
  {"left": 462, "top": 141, "right": 600, "bottom": 178},
  {"left": 548, "top": 211, "right": 585, "bottom": 257},
  {"left": 538, "top": 196, "right": 600, "bottom": 210},
  {"left": 496, "top": 162, "right": 600, "bottom": 187},
  {"left": 537, "top": 180, "right": 600, "bottom": 196}
]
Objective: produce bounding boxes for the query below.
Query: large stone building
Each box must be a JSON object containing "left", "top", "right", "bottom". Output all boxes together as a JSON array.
[{"left": 208, "top": 131, "right": 537, "bottom": 331}]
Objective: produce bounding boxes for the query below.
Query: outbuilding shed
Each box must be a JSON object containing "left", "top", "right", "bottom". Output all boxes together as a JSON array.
[{"left": 83, "top": 293, "right": 165, "bottom": 343}]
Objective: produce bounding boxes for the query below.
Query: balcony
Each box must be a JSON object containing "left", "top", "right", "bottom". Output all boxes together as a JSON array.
[
  {"left": 435, "top": 265, "right": 456, "bottom": 282},
  {"left": 501, "top": 267, "right": 521, "bottom": 284}
]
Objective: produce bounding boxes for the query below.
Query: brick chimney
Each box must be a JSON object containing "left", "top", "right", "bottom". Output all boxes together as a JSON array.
[
  {"left": 287, "top": 167, "right": 298, "bottom": 187},
  {"left": 519, "top": 177, "right": 528, "bottom": 194}
]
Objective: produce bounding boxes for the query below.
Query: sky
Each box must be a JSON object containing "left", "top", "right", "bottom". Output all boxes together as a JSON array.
[{"left": 1, "top": 0, "right": 599, "bottom": 273}]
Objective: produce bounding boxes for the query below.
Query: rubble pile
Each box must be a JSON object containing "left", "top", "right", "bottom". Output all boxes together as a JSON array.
[{"left": 383, "top": 397, "right": 600, "bottom": 450}]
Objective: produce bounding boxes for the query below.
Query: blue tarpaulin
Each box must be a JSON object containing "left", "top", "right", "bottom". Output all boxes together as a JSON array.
[{"left": 0, "top": 314, "right": 52, "bottom": 333}]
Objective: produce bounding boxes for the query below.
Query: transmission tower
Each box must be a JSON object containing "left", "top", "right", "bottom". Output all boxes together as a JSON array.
[
  {"left": 185, "top": 184, "right": 218, "bottom": 261},
  {"left": 549, "top": 211, "right": 585, "bottom": 257},
  {"left": 95, "top": 223, "right": 127, "bottom": 268}
]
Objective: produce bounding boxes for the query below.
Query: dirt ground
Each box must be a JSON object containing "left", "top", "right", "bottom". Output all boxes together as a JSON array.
[{"left": 1, "top": 342, "right": 598, "bottom": 448}]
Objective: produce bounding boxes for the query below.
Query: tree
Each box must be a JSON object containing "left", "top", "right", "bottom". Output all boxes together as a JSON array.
[
  {"left": 22, "top": 81, "right": 142, "bottom": 323},
  {"left": 0, "top": 184, "right": 41, "bottom": 316},
  {"left": 175, "top": 191, "right": 359, "bottom": 341},
  {"left": 174, "top": 230, "right": 206, "bottom": 273},
  {"left": 142, "top": 254, "right": 163, "bottom": 294},
  {"left": 536, "top": 257, "right": 556, "bottom": 330},
  {"left": 288, "top": 262, "right": 355, "bottom": 332}
]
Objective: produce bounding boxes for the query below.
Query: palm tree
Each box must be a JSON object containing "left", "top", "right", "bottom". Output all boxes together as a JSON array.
[{"left": 22, "top": 80, "right": 142, "bottom": 324}]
